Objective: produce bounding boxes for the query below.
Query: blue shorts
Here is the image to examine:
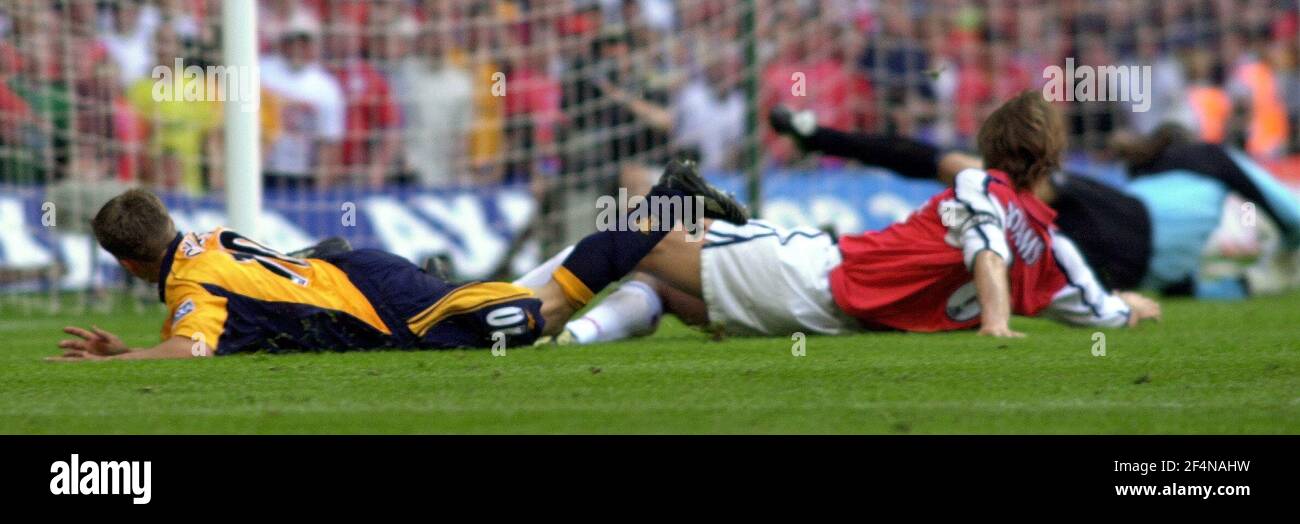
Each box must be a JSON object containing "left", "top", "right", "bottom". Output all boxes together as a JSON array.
[{"left": 323, "top": 249, "right": 545, "bottom": 349}]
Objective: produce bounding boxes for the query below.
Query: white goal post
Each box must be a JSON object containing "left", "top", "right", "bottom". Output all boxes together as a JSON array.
[{"left": 222, "top": 0, "right": 261, "bottom": 239}]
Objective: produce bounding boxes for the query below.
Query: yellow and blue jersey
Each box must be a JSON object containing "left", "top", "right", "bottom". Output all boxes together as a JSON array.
[{"left": 158, "top": 228, "right": 543, "bottom": 355}]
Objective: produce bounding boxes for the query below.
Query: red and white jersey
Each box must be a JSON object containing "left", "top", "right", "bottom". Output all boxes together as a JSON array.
[{"left": 829, "top": 168, "right": 1131, "bottom": 332}]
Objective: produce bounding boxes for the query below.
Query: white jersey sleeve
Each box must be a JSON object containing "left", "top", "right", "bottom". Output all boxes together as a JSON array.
[
  {"left": 1041, "top": 232, "right": 1132, "bottom": 327},
  {"left": 941, "top": 168, "right": 1012, "bottom": 269}
]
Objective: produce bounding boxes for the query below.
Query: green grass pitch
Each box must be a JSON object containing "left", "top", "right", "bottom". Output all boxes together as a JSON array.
[{"left": 1, "top": 292, "right": 1297, "bottom": 434}]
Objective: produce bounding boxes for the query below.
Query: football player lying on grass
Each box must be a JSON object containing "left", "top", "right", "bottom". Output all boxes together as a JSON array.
[
  {"left": 50, "top": 161, "right": 747, "bottom": 361},
  {"left": 769, "top": 105, "right": 1300, "bottom": 300},
  {"left": 529, "top": 90, "right": 1162, "bottom": 345}
]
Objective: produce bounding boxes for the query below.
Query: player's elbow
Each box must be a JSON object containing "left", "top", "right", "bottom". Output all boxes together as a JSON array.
[
  {"left": 966, "top": 247, "right": 1009, "bottom": 273},
  {"left": 973, "top": 249, "right": 1006, "bottom": 266}
]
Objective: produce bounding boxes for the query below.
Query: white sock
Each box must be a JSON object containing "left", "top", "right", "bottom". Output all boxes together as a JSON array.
[
  {"left": 565, "top": 280, "right": 663, "bottom": 344},
  {"left": 512, "top": 245, "right": 574, "bottom": 291}
]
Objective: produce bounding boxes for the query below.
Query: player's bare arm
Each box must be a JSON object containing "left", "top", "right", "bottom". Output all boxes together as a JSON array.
[
  {"left": 50, "top": 331, "right": 199, "bottom": 362},
  {"left": 972, "top": 250, "right": 1024, "bottom": 338}
]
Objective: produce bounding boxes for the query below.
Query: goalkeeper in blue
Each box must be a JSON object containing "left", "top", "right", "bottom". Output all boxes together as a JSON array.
[{"left": 51, "top": 161, "right": 746, "bottom": 361}]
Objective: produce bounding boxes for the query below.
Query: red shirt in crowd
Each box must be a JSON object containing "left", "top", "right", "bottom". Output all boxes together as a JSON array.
[{"left": 333, "top": 60, "right": 400, "bottom": 168}]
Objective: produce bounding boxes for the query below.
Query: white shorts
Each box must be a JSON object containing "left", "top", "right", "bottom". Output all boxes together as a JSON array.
[{"left": 700, "top": 220, "right": 857, "bottom": 336}]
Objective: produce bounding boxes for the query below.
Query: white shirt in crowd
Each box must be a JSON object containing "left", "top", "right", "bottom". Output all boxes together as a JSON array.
[
  {"left": 394, "top": 57, "right": 475, "bottom": 187},
  {"left": 674, "top": 80, "right": 745, "bottom": 172},
  {"left": 260, "top": 56, "right": 346, "bottom": 177},
  {"left": 103, "top": 30, "right": 153, "bottom": 86},
  {"left": 101, "top": 4, "right": 159, "bottom": 86}
]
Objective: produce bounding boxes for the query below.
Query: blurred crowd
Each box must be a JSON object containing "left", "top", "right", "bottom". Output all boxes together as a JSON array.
[{"left": 0, "top": 0, "right": 1297, "bottom": 196}]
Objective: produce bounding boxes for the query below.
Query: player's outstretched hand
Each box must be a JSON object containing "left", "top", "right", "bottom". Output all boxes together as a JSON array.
[
  {"left": 1118, "top": 292, "right": 1162, "bottom": 327},
  {"left": 978, "top": 324, "right": 1026, "bottom": 338},
  {"left": 57, "top": 326, "right": 129, "bottom": 357}
]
